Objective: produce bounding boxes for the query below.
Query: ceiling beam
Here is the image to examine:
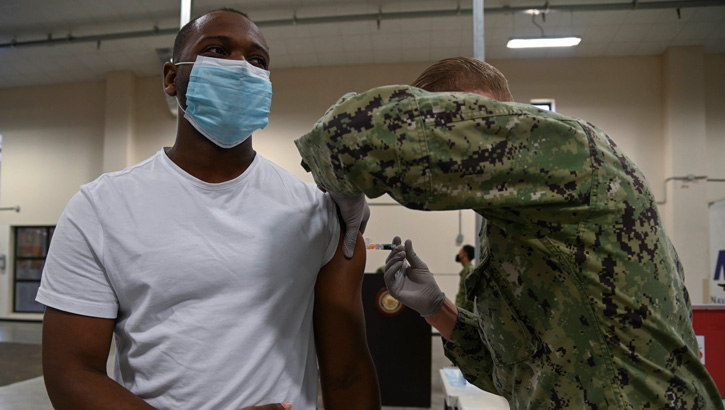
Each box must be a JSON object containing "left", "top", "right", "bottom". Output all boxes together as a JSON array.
[{"left": 2, "top": 0, "right": 723, "bottom": 50}]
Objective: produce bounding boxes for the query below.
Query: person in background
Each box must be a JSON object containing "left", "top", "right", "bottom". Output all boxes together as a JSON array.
[
  {"left": 294, "top": 57, "right": 723, "bottom": 409},
  {"left": 454, "top": 244, "right": 475, "bottom": 313},
  {"left": 36, "top": 9, "right": 379, "bottom": 410}
]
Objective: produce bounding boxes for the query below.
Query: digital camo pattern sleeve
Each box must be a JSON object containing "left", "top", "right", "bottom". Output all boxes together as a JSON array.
[
  {"left": 442, "top": 308, "right": 497, "bottom": 393},
  {"left": 295, "top": 85, "right": 592, "bottom": 214}
]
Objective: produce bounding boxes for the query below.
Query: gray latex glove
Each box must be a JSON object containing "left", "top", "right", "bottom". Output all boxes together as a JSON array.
[
  {"left": 384, "top": 236, "right": 445, "bottom": 317},
  {"left": 329, "top": 192, "right": 370, "bottom": 259}
]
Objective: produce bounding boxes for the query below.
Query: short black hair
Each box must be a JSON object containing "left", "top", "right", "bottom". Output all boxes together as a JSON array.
[
  {"left": 462, "top": 245, "right": 475, "bottom": 260},
  {"left": 172, "top": 8, "right": 250, "bottom": 63}
]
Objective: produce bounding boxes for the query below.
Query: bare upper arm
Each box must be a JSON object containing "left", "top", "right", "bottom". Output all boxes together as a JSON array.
[
  {"left": 313, "top": 229, "right": 368, "bottom": 363},
  {"left": 314, "top": 228, "right": 380, "bottom": 408},
  {"left": 314, "top": 230, "right": 366, "bottom": 313},
  {"left": 42, "top": 307, "right": 115, "bottom": 376}
]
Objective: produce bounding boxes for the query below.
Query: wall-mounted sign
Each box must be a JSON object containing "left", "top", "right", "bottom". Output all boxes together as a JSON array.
[{"left": 376, "top": 288, "right": 403, "bottom": 316}]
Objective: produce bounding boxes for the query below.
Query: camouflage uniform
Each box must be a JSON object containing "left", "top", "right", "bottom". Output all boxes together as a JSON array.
[
  {"left": 456, "top": 261, "right": 475, "bottom": 313},
  {"left": 295, "top": 86, "right": 724, "bottom": 410}
]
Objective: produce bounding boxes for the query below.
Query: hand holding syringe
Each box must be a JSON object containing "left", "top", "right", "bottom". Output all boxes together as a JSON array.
[{"left": 364, "top": 238, "right": 397, "bottom": 250}]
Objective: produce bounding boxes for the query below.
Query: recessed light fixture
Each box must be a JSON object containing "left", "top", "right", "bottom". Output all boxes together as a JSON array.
[
  {"left": 522, "top": 8, "right": 544, "bottom": 15},
  {"left": 507, "top": 37, "right": 582, "bottom": 48},
  {"left": 509, "top": 11, "right": 581, "bottom": 49}
]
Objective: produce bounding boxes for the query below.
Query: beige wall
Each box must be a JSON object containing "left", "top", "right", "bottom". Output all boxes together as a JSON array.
[
  {"left": 0, "top": 49, "right": 723, "bottom": 319},
  {"left": 133, "top": 76, "right": 177, "bottom": 164},
  {"left": 498, "top": 56, "right": 665, "bottom": 194},
  {"left": 706, "top": 53, "right": 725, "bottom": 205},
  {"left": 0, "top": 82, "right": 106, "bottom": 319}
]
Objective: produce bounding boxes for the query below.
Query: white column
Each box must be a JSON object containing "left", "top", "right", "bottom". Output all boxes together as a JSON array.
[
  {"left": 473, "top": 0, "right": 485, "bottom": 62},
  {"left": 473, "top": 0, "right": 485, "bottom": 263},
  {"left": 662, "top": 46, "right": 710, "bottom": 304},
  {"left": 103, "top": 71, "right": 136, "bottom": 173},
  {"left": 180, "top": 0, "right": 193, "bottom": 27}
]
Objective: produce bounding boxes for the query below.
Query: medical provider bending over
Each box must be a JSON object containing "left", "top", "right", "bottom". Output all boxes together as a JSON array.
[
  {"left": 295, "top": 57, "right": 723, "bottom": 410},
  {"left": 37, "top": 8, "right": 379, "bottom": 410}
]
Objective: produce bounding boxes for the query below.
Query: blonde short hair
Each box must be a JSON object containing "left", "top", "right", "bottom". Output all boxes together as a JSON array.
[{"left": 411, "top": 57, "right": 514, "bottom": 102}]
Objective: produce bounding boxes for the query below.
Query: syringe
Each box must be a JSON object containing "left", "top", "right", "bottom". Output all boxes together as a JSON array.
[{"left": 364, "top": 238, "right": 397, "bottom": 250}]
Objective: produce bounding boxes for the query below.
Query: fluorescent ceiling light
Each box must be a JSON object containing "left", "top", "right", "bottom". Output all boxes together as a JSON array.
[{"left": 507, "top": 37, "right": 581, "bottom": 48}]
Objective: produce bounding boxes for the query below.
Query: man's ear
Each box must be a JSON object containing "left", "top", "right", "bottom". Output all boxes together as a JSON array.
[{"left": 162, "top": 61, "right": 177, "bottom": 97}]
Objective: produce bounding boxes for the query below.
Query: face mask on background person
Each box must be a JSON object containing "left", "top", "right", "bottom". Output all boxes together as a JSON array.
[
  {"left": 175, "top": 55, "right": 273, "bottom": 148},
  {"left": 455, "top": 254, "right": 461, "bottom": 263}
]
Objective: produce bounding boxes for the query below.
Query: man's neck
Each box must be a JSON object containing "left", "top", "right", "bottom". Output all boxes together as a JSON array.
[{"left": 167, "top": 121, "right": 256, "bottom": 183}]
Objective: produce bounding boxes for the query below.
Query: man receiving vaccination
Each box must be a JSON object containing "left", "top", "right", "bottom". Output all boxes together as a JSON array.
[{"left": 36, "top": 9, "right": 379, "bottom": 410}]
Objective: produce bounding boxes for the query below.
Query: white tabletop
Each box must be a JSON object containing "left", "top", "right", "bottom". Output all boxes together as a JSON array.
[{"left": 439, "top": 367, "right": 510, "bottom": 410}]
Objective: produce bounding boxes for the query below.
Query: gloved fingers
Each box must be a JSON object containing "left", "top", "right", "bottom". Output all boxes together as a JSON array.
[
  {"left": 385, "top": 247, "right": 406, "bottom": 267},
  {"left": 329, "top": 192, "right": 367, "bottom": 259},
  {"left": 383, "top": 261, "right": 405, "bottom": 297},
  {"left": 341, "top": 228, "right": 358, "bottom": 259},
  {"left": 383, "top": 260, "right": 404, "bottom": 281},
  {"left": 404, "top": 239, "right": 426, "bottom": 268},
  {"left": 404, "top": 239, "right": 415, "bottom": 256},
  {"left": 358, "top": 203, "right": 370, "bottom": 234},
  {"left": 385, "top": 246, "right": 405, "bottom": 264},
  {"left": 385, "top": 236, "right": 405, "bottom": 267}
]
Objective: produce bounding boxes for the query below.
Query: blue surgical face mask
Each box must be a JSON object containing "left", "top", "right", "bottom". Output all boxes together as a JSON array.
[{"left": 175, "top": 56, "right": 272, "bottom": 148}]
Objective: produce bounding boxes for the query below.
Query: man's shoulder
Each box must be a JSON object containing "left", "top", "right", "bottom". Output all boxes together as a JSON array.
[
  {"left": 257, "top": 155, "right": 322, "bottom": 194},
  {"left": 80, "top": 151, "right": 162, "bottom": 195}
]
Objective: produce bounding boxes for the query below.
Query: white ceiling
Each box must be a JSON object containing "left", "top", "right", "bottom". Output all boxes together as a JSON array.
[{"left": 1, "top": 0, "right": 724, "bottom": 89}]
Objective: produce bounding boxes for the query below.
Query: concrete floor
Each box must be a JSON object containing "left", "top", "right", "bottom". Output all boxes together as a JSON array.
[
  {"left": 0, "top": 320, "right": 500, "bottom": 410},
  {"left": 3, "top": 321, "right": 721, "bottom": 410},
  {"left": 0, "top": 321, "right": 50, "bottom": 410}
]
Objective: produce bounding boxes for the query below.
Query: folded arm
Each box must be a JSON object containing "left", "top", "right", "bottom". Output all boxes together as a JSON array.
[
  {"left": 42, "top": 307, "right": 158, "bottom": 410},
  {"left": 43, "top": 308, "right": 296, "bottom": 410},
  {"left": 314, "top": 231, "right": 380, "bottom": 409}
]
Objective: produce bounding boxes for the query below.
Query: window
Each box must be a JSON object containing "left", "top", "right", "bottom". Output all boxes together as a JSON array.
[
  {"left": 14, "top": 226, "right": 54, "bottom": 313},
  {"left": 530, "top": 99, "right": 556, "bottom": 112}
]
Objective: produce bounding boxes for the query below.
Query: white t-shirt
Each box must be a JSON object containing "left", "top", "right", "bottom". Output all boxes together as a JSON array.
[{"left": 37, "top": 149, "right": 340, "bottom": 410}]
